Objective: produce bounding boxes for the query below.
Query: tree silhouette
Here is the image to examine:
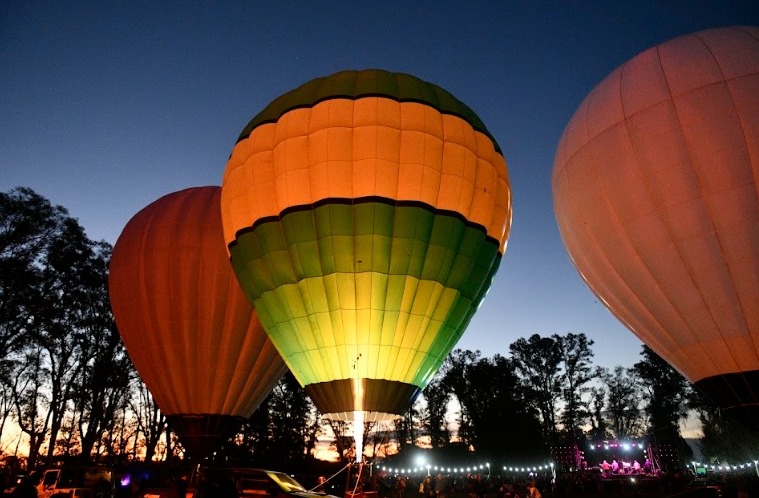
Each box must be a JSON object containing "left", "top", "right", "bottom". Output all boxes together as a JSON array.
[
  {"left": 509, "top": 334, "right": 562, "bottom": 443},
  {"left": 440, "top": 350, "right": 544, "bottom": 461},
  {"left": 557, "top": 332, "right": 597, "bottom": 444}
]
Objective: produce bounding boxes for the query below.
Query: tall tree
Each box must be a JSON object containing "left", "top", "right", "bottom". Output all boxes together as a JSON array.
[
  {"left": 420, "top": 376, "right": 450, "bottom": 448},
  {"left": 391, "top": 403, "right": 420, "bottom": 453},
  {"left": 0, "top": 361, "right": 13, "bottom": 448},
  {"left": 1, "top": 187, "right": 135, "bottom": 464},
  {"left": 509, "top": 334, "right": 562, "bottom": 443},
  {"left": 600, "top": 366, "right": 643, "bottom": 438},
  {"left": 131, "top": 381, "right": 166, "bottom": 462},
  {"left": 556, "top": 332, "right": 597, "bottom": 444},
  {"left": 440, "top": 350, "right": 544, "bottom": 460},
  {"left": 586, "top": 385, "right": 609, "bottom": 441},
  {"left": 37, "top": 215, "right": 99, "bottom": 462},
  {"left": 236, "top": 392, "right": 274, "bottom": 464},
  {"left": 633, "top": 346, "right": 690, "bottom": 446},
  {"left": 65, "top": 241, "right": 134, "bottom": 459},
  {"left": 438, "top": 349, "right": 479, "bottom": 447},
  {"left": 267, "top": 372, "right": 316, "bottom": 467},
  {"left": 75, "top": 319, "right": 134, "bottom": 458},
  {"left": 2, "top": 188, "right": 95, "bottom": 466},
  {"left": 327, "top": 419, "right": 352, "bottom": 463},
  {"left": 0, "top": 188, "right": 61, "bottom": 357},
  {"left": 227, "top": 372, "right": 319, "bottom": 471},
  {"left": 1, "top": 188, "right": 63, "bottom": 449},
  {"left": 11, "top": 347, "right": 50, "bottom": 468},
  {"left": 365, "top": 423, "right": 393, "bottom": 460}
]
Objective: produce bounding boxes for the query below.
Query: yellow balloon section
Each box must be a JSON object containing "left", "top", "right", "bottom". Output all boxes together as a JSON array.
[
  {"left": 552, "top": 26, "right": 759, "bottom": 419},
  {"left": 222, "top": 70, "right": 511, "bottom": 421}
]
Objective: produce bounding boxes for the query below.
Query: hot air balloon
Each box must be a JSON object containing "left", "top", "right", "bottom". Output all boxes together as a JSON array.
[
  {"left": 552, "top": 26, "right": 759, "bottom": 422},
  {"left": 221, "top": 69, "right": 511, "bottom": 426},
  {"left": 109, "top": 186, "right": 287, "bottom": 458}
]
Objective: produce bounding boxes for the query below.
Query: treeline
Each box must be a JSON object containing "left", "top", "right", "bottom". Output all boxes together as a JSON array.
[{"left": 1, "top": 187, "right": 756, "bottom": 473}]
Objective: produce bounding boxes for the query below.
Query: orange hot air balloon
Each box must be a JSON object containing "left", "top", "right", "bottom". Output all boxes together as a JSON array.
[
  {"left": 109, "top": 186, "right": 287, "bottom": 457},
  {"left": 553, "top": 26, "right": 759, "bottom": 422},
  {"left": 221, "top": 69, "right": 511, "bottom": 423}
]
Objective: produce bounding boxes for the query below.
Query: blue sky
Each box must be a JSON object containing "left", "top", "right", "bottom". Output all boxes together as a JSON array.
[{"left": 2, "top": 1, "right": 758, "bottom": 371}]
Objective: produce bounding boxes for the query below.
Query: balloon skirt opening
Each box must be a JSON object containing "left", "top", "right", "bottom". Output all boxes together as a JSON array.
[
  {"left": 306, "top": 378, "right": 421, "bottom": 422},
  {"left": 166, "top": 413, "right": 247, "bottom": 459},
  {"left": 694, "top": 370, "right": 759, "bottom": 429}
]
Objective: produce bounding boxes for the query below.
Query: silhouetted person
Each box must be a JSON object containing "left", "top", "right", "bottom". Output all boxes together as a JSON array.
[{"left": 11, "top": 476, "right": 37, "bottom": 498}]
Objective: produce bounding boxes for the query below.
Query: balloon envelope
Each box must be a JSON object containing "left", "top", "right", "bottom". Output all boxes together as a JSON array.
[
  {"left": 221, "top": 69, "right": 511, "bottom": 421},
  {"left": 109, "top": 186, "right": 287, "bottom": 456},
  {"left": 552, "top": 26, "right": 759, "bottom": 421}
]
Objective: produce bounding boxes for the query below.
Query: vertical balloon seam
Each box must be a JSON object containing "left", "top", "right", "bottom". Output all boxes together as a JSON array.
[
  {"left": 554, "top": 111, "right": 666, "bottom": 359},
  {"left": 191, "top": 189, "right": 209, "bottom": 410},
  {"left": 147, "top": 200, "right": 183, "bottom": 413},
  {"left": 196, "top": 189, "right": 222, "bottom": 411},
  {"left": 134, "top": 206, "right": 163, "bottom": 409},
  {"left": 697, "top": 30, "right": 759, "bottom": 368},
  {"left": 629, "top": 46, "right": 725, "bottom": 378},
  {"left": 588, "top": 52, "right": 721, "bottom": 379},
  {"left": 165, "top": 189, "right": 207, "bottom": 413},
  {"left": 661, "top": 37, "right": 748, "bottom": 380},
  {"left": 729, "top": 59, "right": 759, "bottom": 365},
  {"left": 562, "top": 73, "right": 656, "bottom": 362},
  {"left": 173, "top": 192, "right": 193, "bottom": 411},
  {"left": 118, "top": 194, "right": 172, "bottom": 412},
  {"left": 307, "top": 176, "right": 332, "bottom": 383},
  {"left": 403, "top": 204, "right": 435, "bottom": 381},
  {"left": 276, "top": 208, "right": 312, "bottom": 374},
  {"left": 376, "top": 203, "right": 398, "bottom": 382},
  {"left": 193, "top": 189, "right": 214, "bottom": 410},
  {"left": 422, "top": 216, "right": 466, "bottom": 376},
  {"left": 559, "top": 75, "right": 681, "bottom": 373}
]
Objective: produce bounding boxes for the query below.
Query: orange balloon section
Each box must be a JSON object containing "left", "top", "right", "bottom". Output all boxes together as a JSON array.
[
  {"left": 553, "top": 26, "right": 759, "bottom": 421},
  {"left": 109, "top": 186, "right": 286, "bottom": 458}
]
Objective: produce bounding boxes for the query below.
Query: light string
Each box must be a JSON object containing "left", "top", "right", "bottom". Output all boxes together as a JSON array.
[
  {"left": 378, "top": 462, "right": 554, "bottom": 476},
  {"left": 691, "top": 460, "right": 759, "bottom": 476}
]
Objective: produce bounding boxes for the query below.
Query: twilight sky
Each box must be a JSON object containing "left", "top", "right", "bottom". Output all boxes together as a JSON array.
[{"left": 2, "top": 1, "right": 758, "bottom": 372}]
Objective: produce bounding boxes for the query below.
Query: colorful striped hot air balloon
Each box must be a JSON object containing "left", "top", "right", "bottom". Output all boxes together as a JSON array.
[
  {"left": 109, "top": 186, "right": 287, "bottom": 458},
  {"left": 552, "top": 26, "right": 759, "bottom": 424},
  {"left": 221, "top": 69, "right": 511, "bottom": 424}
]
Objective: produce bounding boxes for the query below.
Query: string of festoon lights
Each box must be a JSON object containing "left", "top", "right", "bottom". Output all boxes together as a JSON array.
[
  {"left": 378, "top": 462, "right": 555, "bottom": 477},
  {"left": 691, "top": 460, "right": 759, "bottom": 477}
]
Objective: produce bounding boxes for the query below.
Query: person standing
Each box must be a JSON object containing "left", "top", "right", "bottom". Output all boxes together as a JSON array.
[
  {"left": 526, "top": 480, "right": 541, "bottom": 498},
  {"left": 394, "top": 477, "right": 407, "bottom": 498},
  {"left": 434, "top": 474, "right": 446, "bottom": 498},
  {"left": 421, "top": 476, "right": 436, "bottom": 498},
  {"left": 11, "top": 476, "right": 38, "bottom": 498}
]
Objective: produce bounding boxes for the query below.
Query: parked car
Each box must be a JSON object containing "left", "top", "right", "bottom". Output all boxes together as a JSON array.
[
  {"left": 36, "top": 466, "right": 112, "bottom": 498},
  {"left": 193, "top": 468, "right": 338, "bottom": 498}
]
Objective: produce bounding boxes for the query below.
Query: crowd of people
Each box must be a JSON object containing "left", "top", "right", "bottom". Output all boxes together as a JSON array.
[
  {"left": 378, "top": 468, "right": 759, "bottom": 497},
  {"left": 385, "top": 472, "right": 548, "bottom": 498}
]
